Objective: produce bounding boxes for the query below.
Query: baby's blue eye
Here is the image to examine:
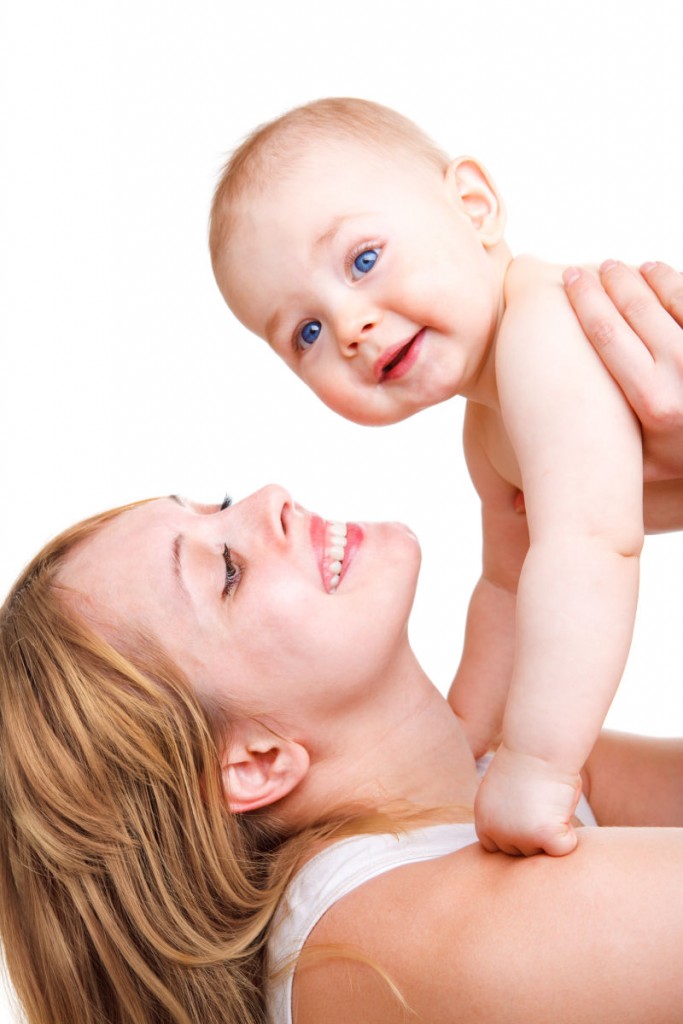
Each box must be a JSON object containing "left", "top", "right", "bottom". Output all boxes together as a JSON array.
[
  {"left": 298, "top": 320, "right": 321, "bottom": 349},
  {"left": 353, "top": 249, "right": 379, "bottom": 277}
]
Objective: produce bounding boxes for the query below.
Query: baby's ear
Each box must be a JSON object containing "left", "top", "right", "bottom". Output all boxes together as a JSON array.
[
  {"left": 446, "top": 156, "right": 506, "bottom": 246},
  {"left": 220, "top": 718, "right": 310, "bottom": 814}
]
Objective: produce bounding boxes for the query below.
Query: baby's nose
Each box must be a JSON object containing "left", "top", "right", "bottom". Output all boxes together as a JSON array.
[{"left": 337, "top": 307, "right": 381, "bottom": 356}]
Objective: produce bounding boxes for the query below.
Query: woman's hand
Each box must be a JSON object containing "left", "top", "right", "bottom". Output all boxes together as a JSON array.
[{"left": 563, "top": 260, "right": 683, "bottom": 480}]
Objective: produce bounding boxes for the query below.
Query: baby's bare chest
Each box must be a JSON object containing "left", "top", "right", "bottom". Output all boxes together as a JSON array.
[
  {"left": 476, "top": 406, "right": 522, "bottom": 489},
  {"left": 476, "top": 404, "right": 682, "bottom": 531}
]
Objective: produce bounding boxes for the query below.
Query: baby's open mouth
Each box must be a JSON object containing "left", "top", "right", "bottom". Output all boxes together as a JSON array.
[
  {"left": 382, "top": 340, "right": 415, "bottom": 376},
  {"left": 375, "top": 329, "right": 425, "bottom": 382}
]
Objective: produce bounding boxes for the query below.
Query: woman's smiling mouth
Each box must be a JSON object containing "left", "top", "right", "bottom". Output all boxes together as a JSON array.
[
  {"left": 310, "top": 516, "right": 363, "bottom": 593},
  {"left": 375, "top": 328, "right": 426, "bottom": 382}
]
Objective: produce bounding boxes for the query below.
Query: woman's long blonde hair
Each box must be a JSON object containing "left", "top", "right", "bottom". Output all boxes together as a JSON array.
[
  {"left": 0, "top": 504, "right": 302, "bottom": 1024},
  {"left": 1, "top": 502, "right": 447, "bottom": 1023}
]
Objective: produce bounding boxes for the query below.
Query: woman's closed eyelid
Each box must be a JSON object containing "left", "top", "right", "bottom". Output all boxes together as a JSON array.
[{"left": 222, "top": 544, "right": 242, "bottom": 597}]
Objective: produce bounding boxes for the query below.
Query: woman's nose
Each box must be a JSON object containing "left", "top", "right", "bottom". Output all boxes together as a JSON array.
[{"left": 233, "top": 484, "right": 292, "bottom": 541}]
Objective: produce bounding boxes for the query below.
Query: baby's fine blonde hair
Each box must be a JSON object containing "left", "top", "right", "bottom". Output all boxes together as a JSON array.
[{"left": 209, "top": 96, "right": 449, "bottom": 277}]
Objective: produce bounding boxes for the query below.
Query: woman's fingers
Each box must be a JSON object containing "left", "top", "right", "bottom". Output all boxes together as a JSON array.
[
  {"left": 563, "top": 263, "right": 655, "bottom": 407},
  {"left": 637, "top": 260, "right": 683, "bottom": 327},
  {"left": 564, "top": 260, "right": 683, "bottom": 478}
]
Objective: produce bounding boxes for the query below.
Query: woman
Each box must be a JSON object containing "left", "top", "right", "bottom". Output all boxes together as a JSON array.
[
  {"left": 2, "top": 483, "right": 683, "bottom": 1024},
  {"left": 1, "top": 263, "right": 682, "bottom": 1024}
]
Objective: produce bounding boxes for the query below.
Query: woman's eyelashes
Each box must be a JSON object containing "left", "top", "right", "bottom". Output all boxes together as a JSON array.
[
  {"left": 222, "top": 545, "right": 242, "bottom": 597},
  {"left": 220, "top": 495, "right": 233, "bottom": 511}
]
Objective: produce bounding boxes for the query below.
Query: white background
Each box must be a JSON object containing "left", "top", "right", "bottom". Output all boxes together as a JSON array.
[{"left": 1, "top": 0, "right": 682, "bottom": 1017}]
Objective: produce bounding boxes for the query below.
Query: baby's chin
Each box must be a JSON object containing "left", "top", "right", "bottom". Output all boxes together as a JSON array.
[
  {"left": 325, "top": 400, "right": 424, "bottom": 428},
  {"left": 324, "top": 392, "right": 450, "bottom": 427}
]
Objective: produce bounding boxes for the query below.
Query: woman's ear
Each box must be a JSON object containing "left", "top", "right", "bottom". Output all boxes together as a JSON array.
[
  {"left": 445, "top": 156, "right": 507, "bottom": 246},
  {"left": 221, "top": 719, "right": 310, "bottom": 814}
]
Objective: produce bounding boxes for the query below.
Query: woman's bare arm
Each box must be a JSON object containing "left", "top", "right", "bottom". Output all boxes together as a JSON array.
[
  {"left": 583, "top": 729, "right": 683, "bottom": 826},
  {"left": 295, "top": 828, "right": 683, "bottom": 1023}
]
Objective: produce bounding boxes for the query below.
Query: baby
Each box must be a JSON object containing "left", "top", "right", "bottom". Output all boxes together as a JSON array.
[{"left": 209, "top": 98, "right": 682, "bottom": 856}]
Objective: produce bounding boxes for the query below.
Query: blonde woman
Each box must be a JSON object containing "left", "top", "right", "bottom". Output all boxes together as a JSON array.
[{"left": 1, "top": 477, "right": 683, "bottom": 1024}]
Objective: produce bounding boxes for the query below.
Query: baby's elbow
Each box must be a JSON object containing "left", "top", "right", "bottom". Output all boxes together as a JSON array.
[{"left": 600, "top": 522, "right": 644, "bottom": 561}]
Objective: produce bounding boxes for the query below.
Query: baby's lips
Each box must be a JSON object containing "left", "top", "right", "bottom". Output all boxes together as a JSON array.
[{"left": 373, "top": 329, "right": 424, "bottom": 382}]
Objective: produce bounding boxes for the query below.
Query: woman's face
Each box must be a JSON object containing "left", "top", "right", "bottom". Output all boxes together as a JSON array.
[{"left": 60, "top": 486, "right": 421, "bottom": 730}]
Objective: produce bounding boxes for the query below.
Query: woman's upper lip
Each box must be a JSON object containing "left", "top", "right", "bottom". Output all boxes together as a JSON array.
[{"left": 374, "top": 330, "right": 423, "bottom": 382}]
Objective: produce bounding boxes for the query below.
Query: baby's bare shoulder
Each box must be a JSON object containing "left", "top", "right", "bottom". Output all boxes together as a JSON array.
[
  {"left": 503, "top": 255, "right": 565, "bottom": 308},
  {"left": 499, "top": 257, "right": 588, "bottom": 357}
]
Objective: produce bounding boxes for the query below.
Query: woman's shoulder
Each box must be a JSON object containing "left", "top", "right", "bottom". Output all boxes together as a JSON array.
[
  {"left": 268, "top": 823, "right": 478, "bottom": 1024},
  {"left": 292, "top": 834, "right": 485, "bottom": 1023},
  {"left": 293, "top": 826, "right": 683, "bottom": 1024}
]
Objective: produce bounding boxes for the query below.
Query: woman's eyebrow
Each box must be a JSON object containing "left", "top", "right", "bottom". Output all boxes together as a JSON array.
[
  {"left": 171, "top": 534, "right": 190, "bottom": 599},
  {"left": 168, "top": 494, "right": 218, "bottom": 515}
]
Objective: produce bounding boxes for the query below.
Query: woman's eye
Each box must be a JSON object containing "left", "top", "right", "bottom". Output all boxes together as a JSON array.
[
  {"left": 351, "top": 248, "right": 379, "bottom": 279},
  {"left": 297, "top": 320, "right": 322, "bottom": 350},
  {"left": 222, "top": 545, "right": 242, "bottom": 596}
]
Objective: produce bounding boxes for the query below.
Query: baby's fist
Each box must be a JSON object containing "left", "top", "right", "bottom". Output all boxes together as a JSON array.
[{"left": 475, "top": 746, "right": 581, "bottom": 857}]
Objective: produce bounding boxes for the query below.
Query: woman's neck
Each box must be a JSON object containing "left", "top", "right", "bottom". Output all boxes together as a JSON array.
[{"left": 282, "top": 655, "right": 480, "bottom": 829}]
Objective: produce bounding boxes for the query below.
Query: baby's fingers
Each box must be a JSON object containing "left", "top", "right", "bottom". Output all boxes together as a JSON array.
[
  {"left": 475, "top": 751, "right": 582, "bottom": 857},
  {"left": 477, "top": 821, "right": 578, "bottom": 858}
]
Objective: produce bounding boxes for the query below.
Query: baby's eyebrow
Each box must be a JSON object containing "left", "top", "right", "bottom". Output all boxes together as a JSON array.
[
  {"left": 315, "top": 214, "right": 354, "bottom": 250},
  {"left": 265, "top": 307, "right": 285, "bottom": 345},
  {"left": 314, "top": 212, "right": 368, "bottom": 251}
]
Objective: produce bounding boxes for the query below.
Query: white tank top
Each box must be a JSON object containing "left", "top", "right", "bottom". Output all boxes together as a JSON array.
[{"left": 266, "top": 767, "right": 597, "bottom": 1024}]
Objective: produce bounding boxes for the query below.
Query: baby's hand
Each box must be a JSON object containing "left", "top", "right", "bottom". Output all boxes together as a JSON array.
[{"left": 475, "top": 745, "right": 582, "bottom": 857}]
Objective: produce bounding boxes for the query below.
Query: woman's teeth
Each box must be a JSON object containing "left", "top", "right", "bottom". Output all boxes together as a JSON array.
[{"left": 326, "top": 521, "right": 347, "bottom": 593}]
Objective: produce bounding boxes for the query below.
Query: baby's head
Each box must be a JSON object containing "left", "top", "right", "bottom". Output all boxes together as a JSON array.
[{"left": 210, "top": 98, "right": 509, "bottom": 426}]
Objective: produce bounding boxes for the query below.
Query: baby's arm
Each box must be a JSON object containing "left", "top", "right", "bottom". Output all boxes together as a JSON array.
[
  {"left": 476, "top": 263, "right": 643, "bottom": 857},
  {"left": 448, "top": 407, "right": 529, "bottom": 757}
]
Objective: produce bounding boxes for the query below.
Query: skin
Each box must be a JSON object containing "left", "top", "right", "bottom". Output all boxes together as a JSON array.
[
  {"left": 294, "top": 826, "right": 683, "bottom": 1023},
  {"left": 215, "top": 136, "right": 683, "bottom": 855},
  {"left": 564, "top": 259, "right": 683, "bottom": 482},
  {"left": 60, "top": 486, "right": 477, "bottom": 821},
  {"left": 61, "top": 488, "right": 418, "bottom": 722},
  {"left": 218, "top": 142, "right": 509, "bottom": 425},
  {"left": 60, "top": 485, "right": 683, "bottom": 1023}
]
